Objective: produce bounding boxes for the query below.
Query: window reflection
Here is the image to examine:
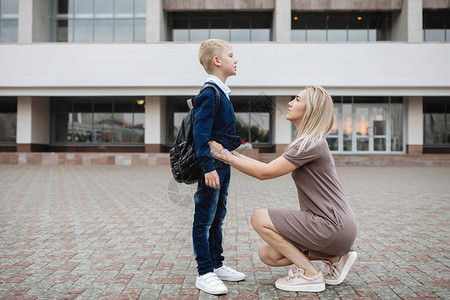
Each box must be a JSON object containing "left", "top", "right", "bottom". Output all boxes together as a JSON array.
[
  {"left": 1, "top": 0, "right": 18, "bottom": 17},
  {"left": 74, "top": 19, "right": 93, "bottom": 42},
  {"left": 0, "top": 97, "right": 17, "bottom": 143},
  {"left": 425, "top": 114, "right": 446, "bottom": 144},
  {"left": 423, "top": 10, "right": 449, "bottom": 42},
  {"left": 328, "top": 97, "right": 404, "bottom": 153},
  {"left": 114, "top": 0, "right": 134, "bottom": 18},
  {"left": 166, "top": 95, "right": 273, "bottom": 146},
  {"left": 94, "top": 20, "right": 113, "bottom": 42},
  {"left": 169, "top": 12, "right": 272, "bottom": 42},
  {"left": 210, "top": 29, "right": 229, "bottom": 40},
  {"left": 231, "top": 29, "right": 250, "bottom": 41},
  {"left": 424, "top": 97, "right": 450, "bottom": 145},
  {"left": 390, "top": 103, "right": 403, "bottom": 151},
  {"left": 94, "top": 0, "right": 113, "bottom": 17},
  {"left": 233, "top": 96, "right": 272, "bottom": 145},
  {"left": 133, "top": 113, "right": 145, "bottom": 143},
  {"left": 190, "top": 29, "right": 209, "bottom": 42},
  {"left": 53, "top": 0, "right": 145, "bottom": 42},
  {"left": 0, "top": 0, "right": 18, "bottom": 42},
  {"left": 342, "top": 104, "right": 352, "bottom": 151},
  {"left": 51, "top": 97, "right": 145, "bottom": 144},
  {"left": 291, "top": 12, "right": 391, "bottom": 42},
  {"left": 74, "top": 0, "right": 93, "bottom": 18},
  {"left": 115, "top": 19, "right": 134, "bottom": 42}
]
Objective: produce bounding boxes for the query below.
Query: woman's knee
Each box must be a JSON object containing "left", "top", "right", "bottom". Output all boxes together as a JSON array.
[
  {"left": 258, "top": 246, "right": 271, "bottom": 265},
  {"left": 258, "top": 243, "right": 287, "bottom": 266},
  {"left": 251, "top": 208, "right": 268, "bottom": 231}
]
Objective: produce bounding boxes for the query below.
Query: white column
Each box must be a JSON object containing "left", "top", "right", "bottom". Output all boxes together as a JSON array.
[
  {"left": 18, "top": 0, "right": 33, "bottom": 43},
  {"left": 272, "top": 0, "right": 291, "bottom": 42},
  {"left": 17, "top": 97, "right": 50, "bottom": 151},
  {"left": 17, "top": 97, "right": 32, "bottom": 144},
  {"left": 145, "top": 96, "right": 166, "bottom": 152},
  {"left": 391, "top": 0, "right": 423, "bottom": 42},
  {"left": 273, "top": 96, "right": 292, "bottom": 153},
  {"left": 406, "top": 96, "right": 423, "bottom": 154},
  {"left": 146, "top": 0, "right": 166, "bottom": 42},
  {"left": 18, "top": 0, "right": 51, "bottom": 43}
]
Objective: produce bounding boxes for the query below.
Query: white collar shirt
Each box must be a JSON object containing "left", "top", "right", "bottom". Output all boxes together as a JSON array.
[{"left": 205, "top": 75, "right": 231, "bottom": 100}]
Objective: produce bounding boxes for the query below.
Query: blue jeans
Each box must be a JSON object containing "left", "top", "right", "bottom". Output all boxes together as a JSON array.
[{"left": 193, "top": 165, "right": 230, "bottom": 275}]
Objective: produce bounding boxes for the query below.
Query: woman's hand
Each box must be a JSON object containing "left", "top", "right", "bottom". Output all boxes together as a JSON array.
[{"left": 209, "top": 141, "right": 229, "bottom": 163}]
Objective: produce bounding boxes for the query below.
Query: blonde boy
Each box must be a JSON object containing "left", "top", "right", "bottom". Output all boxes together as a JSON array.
[{"left": 192, "top": 39, "right": 244, "bottom": 295}]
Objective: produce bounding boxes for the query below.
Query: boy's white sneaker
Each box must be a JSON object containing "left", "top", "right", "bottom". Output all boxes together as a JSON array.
[
  {"left": 196, "top": 272, "right": 228, "bottom": 295},
  {"left": 214, "top": 265, "right": 246, "bottom": 281}
]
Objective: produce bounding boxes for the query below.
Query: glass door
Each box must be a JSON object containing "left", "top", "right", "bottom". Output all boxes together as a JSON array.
[
  {"left": 372, "top": 106, "right": 389, "bottom": 151},
  {"left": 326, "top": 105, "right": 340, "bottom": 151},
  {"left": 352, "top": 104, "right": 389, "bottom": 153},
  {"left": 354, "top": 106, "right": 370, "bottom": 152}
]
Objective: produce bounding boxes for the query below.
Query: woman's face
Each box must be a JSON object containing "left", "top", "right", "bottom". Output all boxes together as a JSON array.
[{"left": 286, "top": 90, "right": 307, "bottom": 126}]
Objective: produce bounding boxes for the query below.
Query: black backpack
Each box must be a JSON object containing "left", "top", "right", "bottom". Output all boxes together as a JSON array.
[{"left": 169, "top": 84, "right": 221, "bottom": 184}]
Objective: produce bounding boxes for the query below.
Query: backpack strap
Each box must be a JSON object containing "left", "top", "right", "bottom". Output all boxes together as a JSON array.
[
  {"left": 199, "top": 83, "right": 221, "bottom": 116},
  {"left": 187, "top": 98, "right": 193, "bottom": 110}
]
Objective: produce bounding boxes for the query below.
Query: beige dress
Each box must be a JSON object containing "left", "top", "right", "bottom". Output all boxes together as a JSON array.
[{"left": 268, "top": 139, "right": 357, "bottom": 257}]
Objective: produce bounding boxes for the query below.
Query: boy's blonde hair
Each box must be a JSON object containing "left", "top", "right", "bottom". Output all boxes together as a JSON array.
[
  {"left": 198, "top": 39, "right": 232, "bottom": 73},
  {"left": 287, "top": 85, "right": 334, "bottom": 154}
]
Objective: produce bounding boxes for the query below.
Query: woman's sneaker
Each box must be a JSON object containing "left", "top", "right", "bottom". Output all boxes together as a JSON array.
[
  {"left": 196, "top": 272, "right": 228, "bottom": 295},
  {"left": 275, "top": 267, "right": 325, "bottom": 292},
  {"left": 323, "top": 251, "right": 357, "bottom": 285},
  {"left": 214, "top": 265, "right": 246, "bottom": 281}
]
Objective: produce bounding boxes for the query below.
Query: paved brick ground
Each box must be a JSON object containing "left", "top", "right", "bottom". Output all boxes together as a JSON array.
[{"left": 0, "top": 165, "right": 449, "bottom": 299}]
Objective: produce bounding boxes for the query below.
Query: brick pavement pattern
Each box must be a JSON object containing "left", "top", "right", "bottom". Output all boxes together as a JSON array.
[{"left": 0, "top": 165, "right": 449, "bottom": 299}]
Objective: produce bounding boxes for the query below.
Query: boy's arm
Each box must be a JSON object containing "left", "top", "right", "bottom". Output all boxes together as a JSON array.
[{"left": 193, "top": 88, "right": 217, "bottom": 174}]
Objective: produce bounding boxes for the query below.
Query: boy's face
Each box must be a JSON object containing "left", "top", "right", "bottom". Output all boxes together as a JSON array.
[{"left": 217, "top": 46, "right": 237, "bottom": 77}]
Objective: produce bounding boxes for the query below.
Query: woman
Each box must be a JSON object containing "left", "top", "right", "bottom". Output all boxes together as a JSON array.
[{"left": 209, "top": 85, "right": 357, "bottom": 293}]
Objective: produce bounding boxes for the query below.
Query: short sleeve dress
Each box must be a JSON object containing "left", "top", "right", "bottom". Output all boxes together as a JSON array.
[{"left": 268, "top": 139, "right": 357, "bottom": 257}]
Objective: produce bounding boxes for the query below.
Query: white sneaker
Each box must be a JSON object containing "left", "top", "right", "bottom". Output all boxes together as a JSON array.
[
  {"left": 214, "top": 265, "right": 246, "bottom": 281},
  {"left": 196, "top": 272, "right": 228, "bottom": 295}
]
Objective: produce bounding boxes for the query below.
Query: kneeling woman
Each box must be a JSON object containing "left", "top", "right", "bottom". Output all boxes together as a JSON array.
[{"left": 209, "top": 85, "right": 357, "bottom": 293}]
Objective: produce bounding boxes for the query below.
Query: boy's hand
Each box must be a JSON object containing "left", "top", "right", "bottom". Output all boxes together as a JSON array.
[{"left": 205, "top": 170, "right": 220, "bottom": 189}]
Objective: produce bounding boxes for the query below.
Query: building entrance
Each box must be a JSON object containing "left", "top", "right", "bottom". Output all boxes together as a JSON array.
[{"left": 326, "top": 103, "right": 403, "bottom": 153}]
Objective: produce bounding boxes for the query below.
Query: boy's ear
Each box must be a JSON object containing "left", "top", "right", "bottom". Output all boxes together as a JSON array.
[{"left": 212, "top": 55, "right": 221, "bottom": 67}]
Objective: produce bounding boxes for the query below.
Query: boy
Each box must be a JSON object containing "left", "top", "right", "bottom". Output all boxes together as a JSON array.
[{"left": 192, "top": 39, "right": 244, "bottom": 295}]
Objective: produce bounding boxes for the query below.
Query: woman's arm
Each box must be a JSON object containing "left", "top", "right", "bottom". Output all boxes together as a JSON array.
[{"left": 209, "top": 141, "right": 297, "bottom": 180}]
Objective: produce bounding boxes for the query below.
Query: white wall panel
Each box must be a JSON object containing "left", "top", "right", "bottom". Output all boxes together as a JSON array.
[{"left": 0, "top": 43, "right": 449, "bottom": 96}]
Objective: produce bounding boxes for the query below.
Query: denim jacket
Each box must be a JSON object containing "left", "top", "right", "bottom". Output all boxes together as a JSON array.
[{"left": 193, "top": 82, "right": 242, "bottom": 173}]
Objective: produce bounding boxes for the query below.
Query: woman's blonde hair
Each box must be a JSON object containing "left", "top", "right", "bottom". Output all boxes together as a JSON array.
[
  {"left": 198, "top": 39, "right": 231, "bottom": 73},
  {"left": 286, "top": 85, "right": 334, "bottom": 154}
]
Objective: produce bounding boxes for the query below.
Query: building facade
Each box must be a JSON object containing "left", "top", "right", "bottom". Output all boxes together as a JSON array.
[{"left": 0, "top": 0, "right": 449, "bottom": 157}]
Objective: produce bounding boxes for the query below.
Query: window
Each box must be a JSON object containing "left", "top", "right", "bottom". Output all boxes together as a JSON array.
[
  {"left": 324, "top": 96, "right": 403, "bottom": 153},
  {"left": 0, "top": 0, "right": 18, "bottom": 42},
  {"left": 168, "top": 12, "right": 272, "bottom": 42},
  {"left": 423, "top": 10, "right": 450, "bottom": 42},
  {"left": 52, "top": 0, "right": 146, "bottom": 42},
  {"left": 233, "top": 95, "right": 272, "bottom": 145},
  {"left": 166, "top": 95, "right": 273, "bottom": 146},
  {"left": 0, "top": 97, "right": 17, "bottom": 143},
  {"left": 51, "top": 97, "right": 145, "bottom": 144},
  {"left": 291, "top": 12, "right": 391, "bottom": 42},
  {"left": 424, "top": 97, "right": 450, "bottom": 146}
]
